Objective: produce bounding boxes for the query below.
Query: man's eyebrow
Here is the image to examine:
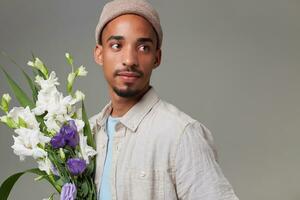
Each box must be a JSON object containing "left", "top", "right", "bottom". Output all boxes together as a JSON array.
[
  {"left": 106, "top": 36, "right": 154, "bottom": 44},
  {"left": 137, "top": 37, "right": 154, "bottom": 44},
  {"left": 106, "top": 35, "right": 124, "bottom": 42}
]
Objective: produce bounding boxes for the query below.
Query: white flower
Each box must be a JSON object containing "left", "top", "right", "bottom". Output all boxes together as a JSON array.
[
  {"left": 79, "top": 132, "right": 96, "bottom": 164},
  {"left": 35, "top": 71, "right": 59, "bottom": 91},
  {"left": 47, "top": 95, "right": 72, "bottom": 117},
  {"left": 75, "top": 90, "right": 85, "bottom": 101},
  {"left": 12, "top": 128, "right": 50, "bottom": 161},
  {"left": 33, "top": 87, "right": 60, "bottom": 115},
  {"left": 32, "top": 68, "right": 83, "bottom": 132},
  {"left": 77, "top": 66, "right": 88, "bottom": 76},
  {"left": 34, "top": 92, "right": 74, "bottom": 132},
  {"left": 7, "top": 106, "right": 39, "bottom": 129},
  {"left": 76, "top": 108, "right": 82, "bottom": 120},
  {"left": 74, "top": 119, "right": 85, "bottom": 132},
  {"left": 33, "top": 86, "right": 73, "bottom": 118},
  {"left": 37, "top": 157, "right": 52, "bottom": 175},
  {"left": 69, "top": 90, "right": 85, "bottom": 105},
  {"left": 44, "top": 117, "right": 61, "bottom": 132}
]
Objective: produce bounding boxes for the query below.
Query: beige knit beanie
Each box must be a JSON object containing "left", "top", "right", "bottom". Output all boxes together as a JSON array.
[{"left": 95, "top": 0, "right": 163, "bottom": 48}]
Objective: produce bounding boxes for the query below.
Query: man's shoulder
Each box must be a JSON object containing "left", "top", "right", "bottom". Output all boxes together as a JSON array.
[
  {"left": 153, "top": 99, "right": 197, "bottom": 128},
  {"left": 154, "top": 99, "right": 218, "bottom": 160}
]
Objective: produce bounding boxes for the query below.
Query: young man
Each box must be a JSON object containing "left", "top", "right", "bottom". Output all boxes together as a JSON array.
[{"left": 90, "top": 0, "right": 239, "bottom": 199}]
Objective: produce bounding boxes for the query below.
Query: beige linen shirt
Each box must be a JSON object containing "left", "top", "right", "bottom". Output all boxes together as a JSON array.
[{"left": 90, "top": 87, "right": 239, "bottom": 200}]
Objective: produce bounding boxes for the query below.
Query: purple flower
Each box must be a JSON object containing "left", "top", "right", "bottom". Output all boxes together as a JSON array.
[
  {"left": 63, "top": 120, "right": 79, "bottom": 148},
  {"left": 50, "top": 120, "right": 79, "bottom": 149},
  {"left": 50, "top": 132, "right": 65, "bottom": 149},
  {"left": 60, "top": 183, "right": 76, "bottom": 200},
  {"left": 67, "top": 158, "right": 86, "bottom": 175}
]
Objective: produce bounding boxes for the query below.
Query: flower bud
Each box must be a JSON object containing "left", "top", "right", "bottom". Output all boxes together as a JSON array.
[
  {"left": 67, "top": 72, "right": 76, "bottom": 94},
  {"left": 28, "top": 57, "right": 49, "bottom": 78},
  {"left": 59, "top": 148, "right": 66, "bottom": 161},
  {"left": 0, "top": 116, "right": 18, "bottom": 128},
  {"left": 65, "top": 53, "right": 74, "bottom": 67},
  {"left": 76, "top": 66, "right": 88, "bottom": 76},
  {"left": 0, "top": 93, "right": 11, "bottom": 113},
  {"left": 74, "top": 90, "right": 85, "bottom": 101}
]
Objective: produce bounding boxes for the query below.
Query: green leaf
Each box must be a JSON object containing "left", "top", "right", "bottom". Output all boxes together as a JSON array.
[
  {"left": 81, "top": 101, "right": 95, "bottom": 148},
  {"left": 85, "top": 159, "right": 95, "bottom": 177},
  {"left": 87, "top": 177, "right": 97, "bottom": 200},
  {"left": 0, "top": 168, "right": 54, "bottom": 200},
  {"left": 0, "top": 172, "right": 24, "bottom": 200},
  {"left": 0, "top": 66, "right": 35, "bottom": 109},
  {"left": 21, "top": 69, "right": 38, "bottom": 102},
  {"left": 0, "top": 51, "right": 38, "bottom": 102},
  {"left": 81, "top": 181, "right": 89, "bottom": 197},
  {"left": 54, "top": 178, "right": 65, "bottom": 188}
]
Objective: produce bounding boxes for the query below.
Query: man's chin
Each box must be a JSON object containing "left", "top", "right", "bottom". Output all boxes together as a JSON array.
[{"left": 113, "top": 87, "right": 141, "bottom": 98}]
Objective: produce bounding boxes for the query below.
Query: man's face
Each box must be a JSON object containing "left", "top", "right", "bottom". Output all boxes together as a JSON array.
[{"left": 94, "top": 14, "right": 161, "bottom": 98}]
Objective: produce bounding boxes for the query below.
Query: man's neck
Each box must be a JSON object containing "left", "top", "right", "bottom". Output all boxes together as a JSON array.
[{"left": 108, "top": 86, "right": 151, "bottom": 118}]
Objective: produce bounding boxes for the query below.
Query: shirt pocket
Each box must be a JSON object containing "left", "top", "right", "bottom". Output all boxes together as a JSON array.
[{"left": 124, "top": 168, "right": 164, "bottom": 200}]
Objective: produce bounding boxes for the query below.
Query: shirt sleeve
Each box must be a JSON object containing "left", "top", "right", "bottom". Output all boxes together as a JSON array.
[{"left": 175, "top": 121, "right": 239, "bottom": 200}]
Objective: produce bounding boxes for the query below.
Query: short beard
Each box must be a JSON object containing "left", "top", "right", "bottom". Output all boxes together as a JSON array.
[{"left": 112, "top": 87, "right": 141, "bottom": 98}]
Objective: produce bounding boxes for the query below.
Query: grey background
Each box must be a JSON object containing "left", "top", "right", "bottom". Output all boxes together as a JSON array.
[{"left": 0, "top": 0, "right": 298, "bottom": 199}]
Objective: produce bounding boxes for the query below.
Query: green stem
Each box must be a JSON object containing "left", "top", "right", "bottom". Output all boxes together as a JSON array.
[{"left": 49, "top": 174, "right": 61, "bottom": 193}]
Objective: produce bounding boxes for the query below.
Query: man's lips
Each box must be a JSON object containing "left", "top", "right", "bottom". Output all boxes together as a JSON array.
[
  {"left": 116, "top": 71, "right": 142, "bottom": 83},
  {"left": 117, "top": 71, "right": 141, "bottom": 77}
]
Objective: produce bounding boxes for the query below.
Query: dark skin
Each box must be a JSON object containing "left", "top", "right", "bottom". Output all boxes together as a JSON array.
[{"left": 94, "top": 14, "right": 162, "bottom": 117}]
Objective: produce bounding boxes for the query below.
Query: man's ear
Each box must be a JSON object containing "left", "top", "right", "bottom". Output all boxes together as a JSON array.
[
  {"left": 153, "top": 48, "right": 162, "bottom": 69},
  {"left": 94, "top": 44, "right": 103, "bottom": 66}
]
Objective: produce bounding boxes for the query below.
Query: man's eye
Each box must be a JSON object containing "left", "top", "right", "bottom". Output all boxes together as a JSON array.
[
  {"left": 111, "top": 43, "right": 121, "bottom": 49},
  {"left": 139, "top": 45, "right": 150, "bottom": 52}
]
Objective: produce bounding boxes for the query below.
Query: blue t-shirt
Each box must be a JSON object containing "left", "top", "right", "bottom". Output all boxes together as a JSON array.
[{"left": 99, "top": 115, "right": 119, "bottom": 200}]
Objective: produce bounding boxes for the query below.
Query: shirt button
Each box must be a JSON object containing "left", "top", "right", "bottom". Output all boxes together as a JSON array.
[{"left": 140, "top": 171, "right": 146, "bottom": 178}]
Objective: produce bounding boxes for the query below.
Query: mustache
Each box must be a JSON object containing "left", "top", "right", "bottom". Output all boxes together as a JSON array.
[{"left": 113, "top": 67, "right": 144, "bottom": 77}]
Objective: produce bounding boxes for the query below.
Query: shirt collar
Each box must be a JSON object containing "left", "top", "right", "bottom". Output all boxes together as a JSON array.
[{"left": 96, "top": 87, "right": 160, "bottom": 132}]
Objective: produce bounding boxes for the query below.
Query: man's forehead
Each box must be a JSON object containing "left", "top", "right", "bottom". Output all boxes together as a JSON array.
[
  {"left": 105, "top": 14, "right": 154, "bottom": 31},
  {"left": 102, "top": 14, "right": 157, "bottom": 41}
]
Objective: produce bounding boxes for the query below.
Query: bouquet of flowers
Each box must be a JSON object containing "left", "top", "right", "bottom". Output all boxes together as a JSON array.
[{"left": 0, "top": 53, "right": 97, "bottom": 200}]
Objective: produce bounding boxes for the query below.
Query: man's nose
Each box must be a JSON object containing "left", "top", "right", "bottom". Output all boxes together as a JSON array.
[{"left": 122, "top": 46, "right": 138, "bottom": 68}]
